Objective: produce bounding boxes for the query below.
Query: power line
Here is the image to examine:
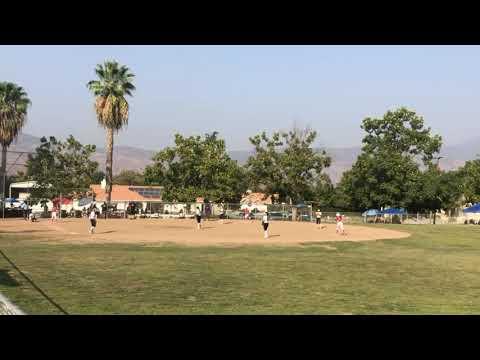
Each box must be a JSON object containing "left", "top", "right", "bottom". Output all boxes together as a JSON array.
[{"left": 0, "top": 248, "right": 69, "bottom": 315}]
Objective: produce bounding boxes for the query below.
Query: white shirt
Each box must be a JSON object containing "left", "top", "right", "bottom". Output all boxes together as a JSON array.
[
  {"left": 262, "top": 214, "right": 268, "bottom": 223},
  {"left": 195, "top": 209, "right": 201, "bottom": 216},
  {"left": 89, "top": 211, "right": 97, "bottom": 220}
]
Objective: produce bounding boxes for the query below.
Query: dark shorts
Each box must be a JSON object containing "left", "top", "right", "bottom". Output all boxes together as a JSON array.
[
  {"left": 262, "top": 222, "right": 269, "bottom": 231},
  {"left": 196, "top": 215, "right": 201, "bottom": 223},
  {"left": 90, "top": 219, "right": 97, "bottom": 227}
]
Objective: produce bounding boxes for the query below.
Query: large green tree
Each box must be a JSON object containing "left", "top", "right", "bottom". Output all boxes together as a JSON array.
[
  {"left": 91, "top": 170, "right": 106, "bottom": 184},
  {"left": 458, "top": 158, "right": 480, "bottom": 204},
  {"left": 245, "top": 127, "right": 331, "bottom": 204},
  {"left": 0, "top": 82, "right": 31, "bottom": 197},
  {"left": 113, "top": 169, "right": 145, "bottom": 185},
  {"left": 26, "top": 136, "right": 100, "bottom": 201},
  {"left": 144, "top": 132, "right": 246, "bottom": 202},
  {"left": 87, "top": 60, "right": 135, "bottom": 207},
  {"left": 337, "top": 152, "right": 423, "bottom": 210},
  {"left": 338, "top": 108, "right": 442, "bottom": 211},
  {"left": 312, "top": 173, "right": 335, "bottom": 208},
  {"left": 413, "top": 165, "right": 463, "bottom": 213}
]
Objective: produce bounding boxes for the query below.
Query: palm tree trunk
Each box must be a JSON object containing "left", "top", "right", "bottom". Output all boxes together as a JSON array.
[
  {"left": 1, "top": 145, "right": 7, "bottom": 199},
  {"left": 105, "top": 127, "right": 114, "bottom": 208}
]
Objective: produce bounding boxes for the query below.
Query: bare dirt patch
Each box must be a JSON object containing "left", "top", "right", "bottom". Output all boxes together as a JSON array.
[{"left": 0, "top": 218, "right": 410, "bottom": 246}]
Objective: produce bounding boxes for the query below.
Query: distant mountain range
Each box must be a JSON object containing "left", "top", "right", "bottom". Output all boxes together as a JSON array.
[
  {"left": 6, "top": 133, "right": 480, "bottom": 184},
  {"left": 5, "top": 134, "right": 158, "bottom": 177}
]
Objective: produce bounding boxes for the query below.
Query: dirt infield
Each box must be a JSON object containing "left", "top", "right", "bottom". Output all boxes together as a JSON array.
[{"left": 0, "top": 218, "right": 410, "bottom": 246}]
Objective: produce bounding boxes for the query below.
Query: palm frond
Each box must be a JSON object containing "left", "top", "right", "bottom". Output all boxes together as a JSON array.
[
  {"left": 87, "top": 60, "right": 135, "bottom": 131},
  {"left": 0, "top": 82, "right": 31, "bottom": 147}
]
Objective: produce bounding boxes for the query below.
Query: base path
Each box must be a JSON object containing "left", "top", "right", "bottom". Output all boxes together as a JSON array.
[{"left": 0, "top": 218, "right": 410, "bottom": 246}]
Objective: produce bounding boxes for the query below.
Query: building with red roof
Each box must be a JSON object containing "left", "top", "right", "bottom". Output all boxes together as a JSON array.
[{"left": 89, "top": 184, "right": 163, "bottom": 203}]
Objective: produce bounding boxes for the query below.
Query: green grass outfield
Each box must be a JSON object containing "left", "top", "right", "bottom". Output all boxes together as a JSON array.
[{"left": 1, "top": 224, "right": 480, "bottom": 314}]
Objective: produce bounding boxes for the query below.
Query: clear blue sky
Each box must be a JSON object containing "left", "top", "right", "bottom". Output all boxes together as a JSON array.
[{"left": 1, "top": 45, "right": 479, "bottom": 150}]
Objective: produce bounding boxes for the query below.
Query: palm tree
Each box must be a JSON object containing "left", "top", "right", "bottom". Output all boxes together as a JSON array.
[
  {"left": 87, "top": 60, "right": 135, "bottom": 207},
  {"left": 0, "top": 82, "right": 31, "bottom": 197}
]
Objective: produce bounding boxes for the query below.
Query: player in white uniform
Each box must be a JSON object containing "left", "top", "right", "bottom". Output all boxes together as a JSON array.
[
  {"left": 89, "top": 207, "right": 98, "bottom": 234},
  {"left": 262, "top": 211, "right": 269, "bottom": 239},
  {"left": 51, "top": 206, "right": 58, "bottom": 222},
  {"left": 335, "top": 212, "right": 345, "bottom": 235}
]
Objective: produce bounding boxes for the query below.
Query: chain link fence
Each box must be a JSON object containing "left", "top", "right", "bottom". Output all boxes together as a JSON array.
[
  {"left": 3, "top": 197, "right": 480, "bottom": 225},
  {"left": 116, "top": 202, "right": 368, "bottom": 223}
]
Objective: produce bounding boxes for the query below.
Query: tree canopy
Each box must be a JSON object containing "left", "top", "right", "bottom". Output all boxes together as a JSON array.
[
  {"left": 113, "top": 170, "right": 145, "bottom": 185},
  {"left": 245, "top": 127, "right": 331, "bottom": 204},
  {"left": 144, "top": 132, "right": 246, "bottom": 202},
  {"left": 26, "top": 135, "right": 100, "bottom": 201},
  {"left": 361, "top": 107, "right": 442, "bottom": 164},
  {"left": 0, "top": 82, "right": 31, "bottom": 196},
  {"left": 337, "top": 108, "right": 442, "bottom": 211},
  {"left": 458, "top": 158, "right": 480, "bottom": 204},
  {"left": 91, "top": 170, "right": 106, "bottom": 184},
  {"left": 412, "top": 165, "right": 463, "bottom": 212},
  {"left": 0, "top": 82, "right": 31, "bottom": 147}
]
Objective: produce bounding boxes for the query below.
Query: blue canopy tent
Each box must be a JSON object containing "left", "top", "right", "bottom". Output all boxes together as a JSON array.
[
  {"left": 463, "top": 204, "right": 480, "bottom": 213},
  {"left": 362, "top": 209, "right": 380, "bottom": 216},
  {"left": 362, "top": 209, "right": 380, "bottom": 223},
  {"left": 380, "top": 208, "right": 406, "bottom": 215},
  {"left": 378, "top": 208, "right": 406, "bottom": 224}
]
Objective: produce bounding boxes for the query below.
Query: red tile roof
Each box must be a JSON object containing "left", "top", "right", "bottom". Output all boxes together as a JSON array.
[{"left": 90, "top": 185, "right": 162, "bottom": 202}]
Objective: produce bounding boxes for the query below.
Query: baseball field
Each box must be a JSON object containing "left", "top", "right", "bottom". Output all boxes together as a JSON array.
[{"left": 1, "top": 218, "right": 480, "bottom": 314}]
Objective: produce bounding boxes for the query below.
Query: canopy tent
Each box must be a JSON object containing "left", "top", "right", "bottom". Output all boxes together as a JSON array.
[
  {"left": 463, "top": 203, "right": 480, "bottom": 213},
  {"left": 380, "top": 208, "right": 406, "bottom": 215},
  {"left": 362, "top": 209, "right": 380, "bottom": 216}
]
